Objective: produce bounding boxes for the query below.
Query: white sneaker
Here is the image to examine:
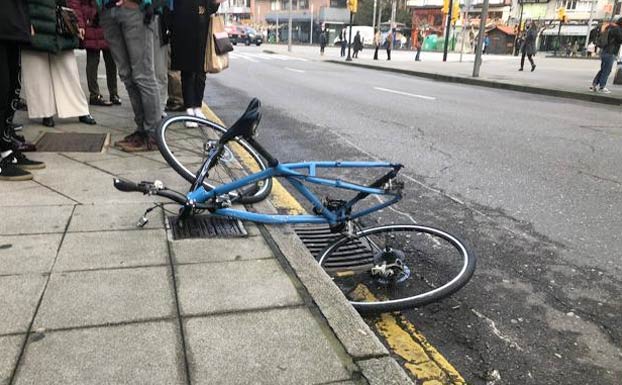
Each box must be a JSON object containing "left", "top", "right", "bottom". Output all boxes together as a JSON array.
[
  {"left": 598, "top": 87, "right": 612, "bottom": 94},
  {"left": 185, "top": 108, "right": 198, "bottom": 128},
  {"left": 194, "top": 108, "right": 206, "bottom": 120}
]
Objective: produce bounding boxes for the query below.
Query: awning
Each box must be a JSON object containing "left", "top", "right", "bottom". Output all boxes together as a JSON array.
[{"left": 542, "top": 24, "right": 589, "bottom": 36}]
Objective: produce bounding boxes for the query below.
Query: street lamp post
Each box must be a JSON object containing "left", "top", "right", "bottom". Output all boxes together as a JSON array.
[
  {"left": 288, "top": 0, "right": 292, "bottom": 52},
  {"left": 346, "top": 11, "right": 354, "bottom": 61},
  {"left": 310, "top": 4, "right": 314, "bottom": 44},
  {"left": 443, "top": 0, "right": 455, "bottom": 61}
]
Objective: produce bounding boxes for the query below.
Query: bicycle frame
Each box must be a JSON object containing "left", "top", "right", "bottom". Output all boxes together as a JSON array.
[{"left": 186, "top": 161, "right": 403, "bottom": 225}]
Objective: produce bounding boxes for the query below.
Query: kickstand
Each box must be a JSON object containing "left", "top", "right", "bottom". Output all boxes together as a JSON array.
[{"left": 137, "top": 204, "right": 162, "bottom": 228}]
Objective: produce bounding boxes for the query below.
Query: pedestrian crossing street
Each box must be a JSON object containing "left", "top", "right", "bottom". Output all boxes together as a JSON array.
[{"left": 229, "top": 52, "right": 308, "bottom": 63}]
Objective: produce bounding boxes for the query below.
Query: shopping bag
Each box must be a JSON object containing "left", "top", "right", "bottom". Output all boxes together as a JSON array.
[{"left": 205, "top": 15, "right": 231, "bottom": 73}]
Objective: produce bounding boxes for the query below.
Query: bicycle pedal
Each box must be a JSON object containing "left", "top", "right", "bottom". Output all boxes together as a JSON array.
[{"left": 137, "top": 216, "right": 149, "bottom": 228}]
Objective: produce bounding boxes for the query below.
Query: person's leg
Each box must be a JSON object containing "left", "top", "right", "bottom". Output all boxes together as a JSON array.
[
  {"left": 119, "top": 8, "right": 160, "bottom": 133},
  {"left": 597, "top": 53, "right": 615, "bottom": 89},
  {"left": 86, "top": 49, "right": 101, "bottom": 99},
  {"left": 373, "top": 46, "right": 378, "bottom": 60},
  {"left": 527, "top": 54, "right": 535, "bottom": 67},
  {"left": 0, "top": 42, "right": 12, "bottom": 152},
  {"left": 152, "top": 15, "right": 168, "bottom": 113},
  {"left": 20, "top": 50, "right": 56, "bottom": 120},
  {"left": 101, "top": 7, "right": 144, "bottom": 131},
  {"left": 102, "top": 49, "right": 119, "bottom": 98},
  {"left": 5, "top": 44, "right": 20, "bottom": 127},
  {"left": 166, "top": 43, "right": 183, "bottom": 110},
  {"left": 181, "top": 71, "right": 196, "bottom": 109},
  {"left": 194, "top": 71, "right": 206, "bottom": 108},
  {"left": 415, "top": 47, "right": 421, "bottom": 61},
  {"left": 49, "top": 51, "right": 91, "bottom": 119},
  {"left": 520, "top": 51, "right": 526, "bottom": 69}
]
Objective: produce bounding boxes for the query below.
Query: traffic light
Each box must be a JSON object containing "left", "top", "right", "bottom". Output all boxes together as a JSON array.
[
  {"left": 442, "top": 0, "right": 449, "bottom": 14},
  {"left": 451, "top": 1, "right": 460, "bottom": 24},
  {"left": 347, "top": 0, "right": 358, "bottom": 13}
]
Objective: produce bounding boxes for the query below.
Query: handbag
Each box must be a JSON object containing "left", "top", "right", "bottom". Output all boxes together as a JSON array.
[
  {"left": 56, "top": 6, "right": 80, "bottom": 38},
  {"left": 205, "top": 15, "right": 232, "bottom": 73}
]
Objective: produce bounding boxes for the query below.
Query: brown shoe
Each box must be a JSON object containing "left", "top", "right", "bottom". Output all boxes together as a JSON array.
[
  {"left": 118, "top": 135, "right": 157, "bottom": 152},
  {"left": 114, "top": 131, "right": 142, "bottom": 148}
]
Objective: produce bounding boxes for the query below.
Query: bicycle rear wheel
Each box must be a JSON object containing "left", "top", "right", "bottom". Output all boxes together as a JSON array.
[
  {"left": 156, "top": 115, "right": 272, "bottom": 204},
  {"left": 318, "top": 224, "right": 476, "bottom": 313}
]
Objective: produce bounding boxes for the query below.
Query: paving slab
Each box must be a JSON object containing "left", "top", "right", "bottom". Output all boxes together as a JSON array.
[
  {"left": 0, "top": 335, "right": 23, "bottom": 385},
  {"left": 0, "top": 205, "right": 73, "bottom": 236},
  {"left": 170, "top": 236, "right": 273, "bottom": 265},
  {"left": 0, "top": 234, "right": 63, "bottom": 275},
  {"left": 14, "top": 321, "right": 184, "bottom": 385},
  {"left": 87, "top": 156, "right": 169, "bottom": 176},
  {"left": 34, "top": 267, "right": 174, "bottom": 330},
  {"left": 54, "top": 229, "right": 168, "bottom": 272},
  {"left": 68, "top": 203, "right": 164, "bottom": 232},
  {"left": 0, "top": 181, "right": 75, "bottom": 207},
  {"left": 176, "top": 258, "right": 303, "bottom": 316},
  {"left": 0, "top": 275, "right": 47, "bottom": 335},
  {"left": 184, "top": 307, "right": 352, "bottom": 385}
]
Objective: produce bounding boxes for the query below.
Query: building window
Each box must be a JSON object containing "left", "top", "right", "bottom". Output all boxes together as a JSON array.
[
  {"left": 331, "top": 0, "right": 347, "bottom": 8},
  {"left": 271, "top": 0, "right": 281, "bottom": 10}
]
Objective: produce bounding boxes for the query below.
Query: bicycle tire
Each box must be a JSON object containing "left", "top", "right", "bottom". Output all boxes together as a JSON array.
[
  {"left": 156, "top": 114, "right": 272, "bottom": 204},
  {"left": 318, "top": 224, "right": 476, "bottom": 313}
]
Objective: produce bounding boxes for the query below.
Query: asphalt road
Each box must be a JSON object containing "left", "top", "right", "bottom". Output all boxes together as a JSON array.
[{"left": 205, "top": 45, "right": 622, "bottom": 385}]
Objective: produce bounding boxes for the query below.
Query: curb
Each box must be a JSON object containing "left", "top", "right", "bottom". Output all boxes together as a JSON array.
[{"left": 325, "top": 60, "right": 622, "bottom": 106}]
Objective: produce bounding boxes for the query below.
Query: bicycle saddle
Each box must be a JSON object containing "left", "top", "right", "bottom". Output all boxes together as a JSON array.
[{"left": 220, "top": 98, "right": 262, "bottom": 143}]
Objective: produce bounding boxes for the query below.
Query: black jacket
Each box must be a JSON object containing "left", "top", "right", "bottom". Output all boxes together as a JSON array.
[
  {"left": 170, "top": 0, "right": 220, "bottom": 72},
  {"left": 0, "top": 0, "right": 31, "bottom": 43},
  {"left": 604, "top": 24, "right": 622, "bottom": 55}
]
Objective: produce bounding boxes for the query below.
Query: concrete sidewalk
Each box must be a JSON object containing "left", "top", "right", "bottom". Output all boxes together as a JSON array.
[
  {"left": 0, "top": 75, "right": 412, "bottom": 383},
  {"left": 264, "top": 44, "right": 622, "bottom": 105}
]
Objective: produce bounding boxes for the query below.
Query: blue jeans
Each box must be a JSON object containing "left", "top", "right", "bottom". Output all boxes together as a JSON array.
[{"left": 593, "top": 53, "right": 616, "bottom": 89}]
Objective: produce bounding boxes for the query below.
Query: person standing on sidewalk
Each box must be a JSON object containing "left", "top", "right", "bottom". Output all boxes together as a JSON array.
[
  {"left": 340, "top": 29, "right": 347, "bottom": 57},
  {"left": 591, "top": 16, "right": 622, "bottom": 94},
  {"left": 98, "top": 0, "right": 161, "bottom": 152},
  {"left": 352, "top": 31, "right": 362, "bottom": 58},
  {"left": 373, "top": 28, "right": 381, "bottom": 60},
  {"left": 319, "top": 28, "right": 327, "bottom": 56},
  {"left": 69, "top": 0, "right": 122, "bottom": 107},
  {"left": 0, "top": 0, "right": 46, "bottom": 181},
  {"left": 414, "top": 30, "right": 423, "bottom": 61},
  {"left": 385, "top": 29, "right": 394, "bottom": 61},
  {"left": 21, "top": 0, "right": 98, "bottom": 128},
  {"left": 519, "top": 21, "right": 537, "bottom": 72},
  {"left": 170, "top": 0, "right": 221, "bottom": 128}
]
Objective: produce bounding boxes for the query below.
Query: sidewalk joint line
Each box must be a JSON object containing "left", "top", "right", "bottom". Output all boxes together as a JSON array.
[
  {"left": 9, "top": 204, "right": 77, "bottom": 385},
  {"left": 12, "top": 316, "right": 178, "bottom": 335},
  {"left": 33, "top": 180, "right": 82, "bottom": 204},
  {"left": 173, "top": 256, "right": 275, "bottom": 267},
  {"left": 181, "top": 304, "right": 306, "bottom": 320}
]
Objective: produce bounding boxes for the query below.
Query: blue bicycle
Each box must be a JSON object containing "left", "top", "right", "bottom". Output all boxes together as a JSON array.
[{"left": 114, "top": 99, "right": 476, "bottom": 313}]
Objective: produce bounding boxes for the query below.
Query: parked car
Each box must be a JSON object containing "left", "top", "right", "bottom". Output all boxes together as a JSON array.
[
  {"left": 225, "top": 24, "right": 244, "bottom": 45},
  {"left": 242, "top": 27, "right": 263, "bottom": 46}
]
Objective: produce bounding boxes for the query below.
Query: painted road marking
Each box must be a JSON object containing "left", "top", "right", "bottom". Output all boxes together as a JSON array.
[
  {"left": 374, "top": 86, "right": 436, "bottom": 101},
  {"left": 285, "top": 67, "right": 306, "bottom": 73},
  {"left": 229, "top": 53, "right": 259, "bottom": 62},
  {"left": 201, "top": 103, "right": 464, "bottom": 384}
]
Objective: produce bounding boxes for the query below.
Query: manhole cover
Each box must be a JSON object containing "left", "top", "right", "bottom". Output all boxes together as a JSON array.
[
  {"left": 36, "top": 132, "right": 108, "bottom": 152},
  {"left": 294, "top": 225, "right": 374, "bottom": 270},
  {"left": 168, "top": 215, "right": 247, "bottom": 240}
]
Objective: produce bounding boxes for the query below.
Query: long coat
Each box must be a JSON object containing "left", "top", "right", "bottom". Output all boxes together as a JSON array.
[
  {"left": 0, "top": 0, "right": 31, "bottom": 43},
  {"left": 353, "top": 33, "right": 363, "bottom": 52},
  {"left": 170, "top": 0, "right": 220, "bottom": 73},
  {"left": 521, "top": 27, "right": 537, "bottom": 55},
  {"left": 26, "top": 0, "right": 79, "bottom": 53},
  {"left": 67, "top": 0, "right": 108, "bottom": 50}
]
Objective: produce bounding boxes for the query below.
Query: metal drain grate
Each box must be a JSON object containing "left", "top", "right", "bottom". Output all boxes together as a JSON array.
[
  {"left": 168, "top": 215, "right": 247, "bottom": 240},
  {"left": 294, "top": 225, "right": 374, "bottom": 270},
  {"left": 36, "top": 132, "right": 108, "bottom": 152}
]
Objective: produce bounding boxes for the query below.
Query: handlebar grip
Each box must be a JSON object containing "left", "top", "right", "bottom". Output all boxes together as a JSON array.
[{"left": 113, "top": 178, "right": 144, "bottom": 193}]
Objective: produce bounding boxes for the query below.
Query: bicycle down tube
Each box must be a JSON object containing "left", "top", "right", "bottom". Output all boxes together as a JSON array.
[{"left": 186, "top": 161, "right": 403, "bottom": 225}]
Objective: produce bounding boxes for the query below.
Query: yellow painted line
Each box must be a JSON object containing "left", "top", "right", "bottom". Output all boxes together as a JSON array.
[
  {"left": 202, "top": 103, "right": 464, "bottom": 384},
  {"left": 353, "top": 285, "right": 467, "bottom": 385},
  {"left": 201, "top": 104, "right": 305, "bottom": 215}
]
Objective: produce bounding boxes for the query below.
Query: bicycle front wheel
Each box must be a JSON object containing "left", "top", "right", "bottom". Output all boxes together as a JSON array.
[
  {"left": 156, "top": 115, "right": 272, "bottom": 204},
  {"left": 318, "top": 224, "right": 476, "bottom": 313}
]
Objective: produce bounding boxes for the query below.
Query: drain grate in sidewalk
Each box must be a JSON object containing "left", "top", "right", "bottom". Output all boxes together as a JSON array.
[
  {"left": 36, "top": 132, "right": 108, "bottom": 152},
  {"left": 168, "top": 215, "right": 247, "bottom": 240},
  {"left": 294, "top": 225, "right": 374, "bottom": 270}
]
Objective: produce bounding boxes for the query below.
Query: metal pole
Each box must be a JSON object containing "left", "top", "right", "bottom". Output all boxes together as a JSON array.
[
  {"left": 513, "top": 0, "right": 524, "bottom": 55},
  {"left": 459, "top": 0, "right": 470, "bottom": 62},
  {"left": 378, "top": 7, "right": 383, "bottom": 31},
  {"left": 346, "top": 11, "right": 353, "bottom": 61},
  {"left": 585, "top": 0, "right": 596, "bottom": 49},
  {"left": 390, "top": 0, "right": 396, "bottom": 29},
  {"left": 372, "top": 0, "right": 378, "bottom": 33},
  {"left": 276, "top": 12, "right": 279, "bottom": 43},
  {"left": 472, "top": 0, "right": 489, "bottom": 77},
  {"left": 555, "top": 19, "right": 562, "bottom": 56},
  {"left": 443, "top": 0, "right": 454, "bottom": 61},
  {"left": 288, "top": 0, "right": 292, "bottom": 51},
  {"left": 310, "top": 3, "right": 314, "bottom": 44}
]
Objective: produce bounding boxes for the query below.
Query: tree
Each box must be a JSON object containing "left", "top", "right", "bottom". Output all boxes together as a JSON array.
[{"left": 352, "top": 0, "right": 412, "bottom": 30}]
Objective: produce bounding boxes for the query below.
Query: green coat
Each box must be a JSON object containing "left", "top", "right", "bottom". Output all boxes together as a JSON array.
[{"left": 26, "top": 0, "right": 79, "bottom": 53}]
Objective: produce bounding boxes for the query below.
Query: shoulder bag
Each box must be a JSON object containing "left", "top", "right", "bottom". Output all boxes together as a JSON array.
[{"left": 205, "top": 14, "right": 233, "bottom": 73}]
